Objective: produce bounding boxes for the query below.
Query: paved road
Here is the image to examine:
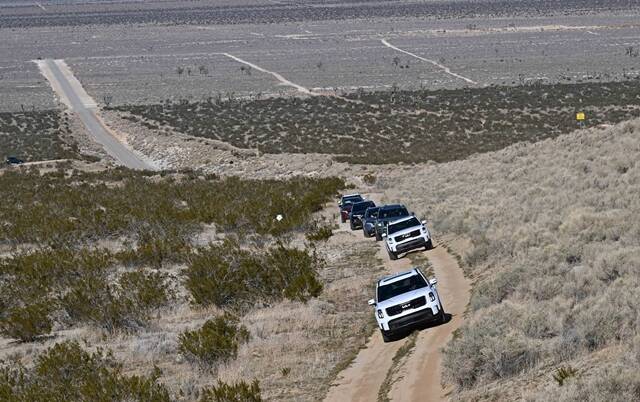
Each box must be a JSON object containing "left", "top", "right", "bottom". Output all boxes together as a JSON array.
[{"left": 41, "top": 59, "right": 152, "bottom": 170}]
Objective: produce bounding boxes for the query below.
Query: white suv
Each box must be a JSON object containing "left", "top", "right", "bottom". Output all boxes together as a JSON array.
[
  {"left": 383, "top": 216, "right": 432, "bottom": 260},
  {"left": 368, "top": 268, "right": 445, "bottom": 342}
]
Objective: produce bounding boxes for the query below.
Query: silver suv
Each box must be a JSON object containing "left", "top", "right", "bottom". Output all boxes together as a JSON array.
[{"left": 368, "top": 268, "right": 445, "bottom": 342}]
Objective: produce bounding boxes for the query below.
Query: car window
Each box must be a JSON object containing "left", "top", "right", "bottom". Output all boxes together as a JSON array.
[
  {"left": 342, "top": 195, "right": 363, "bottom": 205},
  {"left": 377, "top": 274, "right": 427, "bottom": 302},
  {"left": 365, "top": 208, "right": 380, "bottom": 218},
  {"left": 379, "top": 207, "right": 408, "bottom": 219},
  {"left": 352, "top": 201, "right": 374, "bottom": 213},
  {"left": 388, "top": 217, "right": 421, "bottom": 234}
]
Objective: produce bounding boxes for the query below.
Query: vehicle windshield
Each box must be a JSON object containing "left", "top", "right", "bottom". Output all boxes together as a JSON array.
[
  {"left": 342, "top": 195, "right": 363, "bottom": 205},
  {"left": 352, "top": 201, "right": 375, "bottom": 214},
  {"left": 388, "top": 217, "right": 421, "bottom": 234},
  {"left": 378, "top": 206, "right": 408, "bottom": 219},
  {"left": 377, "top": 274, "right": 428, "bottom": 302},
  {"left": 365, "top": 207, "right": 380, "bottom": 218}
]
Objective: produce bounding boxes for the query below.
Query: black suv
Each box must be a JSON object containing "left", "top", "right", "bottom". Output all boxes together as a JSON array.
[
  {"left": 373, "top": 204, "right": 410, "bottom": 241},
  {"left": 362, "top": 206, "right": 381, "bottom": 237},
  {"left": 5, "top": 156, "right": 24, "bottom": 165},
  {"left": 338, "top": 194, "right": 364, "bottom": 223},
  {"left": 349, "top": 200, "right": 376, "bottom": 230}
]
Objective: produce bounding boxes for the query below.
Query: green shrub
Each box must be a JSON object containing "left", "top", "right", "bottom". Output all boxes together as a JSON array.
[
  {"left": 0, "top": 341, "right": 170, "bottom": 401},
  {"left": 185, "top": 240, "right": 323, "bottom": 307},
  {"left": 305, "top": 222, "right": 334, "bottom": 242},
  {"left": 199, "top": 380, "right": 262, "bottom": 402},
  {"left": 0, "top": 302, "right": 53, "bottom": 342},
  {"left": 179, "top": 314, "right": 250, "bottom": 367},
  {"left": 553, "top": 366, "right": 578, "bottom": 386}
]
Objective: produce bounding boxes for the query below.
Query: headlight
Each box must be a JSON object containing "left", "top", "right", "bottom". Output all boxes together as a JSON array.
[
  {"left": 377, "top": 309, "right": 384, "bottom": 319},
  {"left": 429, "top": 292, "right": 435, "bottom": 302}
]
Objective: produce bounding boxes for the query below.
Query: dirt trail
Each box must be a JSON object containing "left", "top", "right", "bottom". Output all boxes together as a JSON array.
[{"left": 324, "top": 232, "right": 470, "bottom": 402}]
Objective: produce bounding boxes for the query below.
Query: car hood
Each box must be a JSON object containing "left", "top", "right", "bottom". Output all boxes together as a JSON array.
[
  {"left": 376, "top": 215, "right": 409, "bottom": 224},
  {"left": 387, "top": 225, "right": 422, "bottom": 239},
  {"left": 377, "top": 287, "right": 430, "bottom": 309}
]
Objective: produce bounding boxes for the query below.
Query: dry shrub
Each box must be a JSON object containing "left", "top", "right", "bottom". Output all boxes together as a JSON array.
[
  {"left": 179, "top": 314, "right": 250, "bottom": 367},
  {"left": 199, "top": 380, "right": 262, "bottom": 402}
]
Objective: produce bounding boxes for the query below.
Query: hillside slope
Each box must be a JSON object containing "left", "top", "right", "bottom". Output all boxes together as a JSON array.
[{"left": 378, "top": 119, "right": 640, "bottom": 400}]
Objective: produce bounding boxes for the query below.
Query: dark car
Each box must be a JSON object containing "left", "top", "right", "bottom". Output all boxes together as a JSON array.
[
  {"left": 349, "top": 200, "right": 376, "bottom": 230},
  {"left": 373, "top": 204, "right": 410, "bottom": 241},
  {"left": 338, "top": 194, "right": 364, "bottom": 223},
  {"left": 362, "top": 206, "right": 381, "bottom": 237},
  {"left": 5, "top": 156, "right": 24, "bottom": 166}
]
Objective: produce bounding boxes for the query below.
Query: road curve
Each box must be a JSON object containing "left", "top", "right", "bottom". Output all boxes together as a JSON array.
[
  {"left": 35, "top": 59, "right": 152, "bottom": 170},
  {"left": 324, "top": 237, "right": 470, "bottom": 402}
]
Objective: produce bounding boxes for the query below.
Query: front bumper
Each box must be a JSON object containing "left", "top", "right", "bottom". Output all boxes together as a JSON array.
[
  {"left": 384, "top": 306, "right": 441, "bottom": 331},
  {"left": 390, "top": 236, "right": 428, "bottom": 254}
]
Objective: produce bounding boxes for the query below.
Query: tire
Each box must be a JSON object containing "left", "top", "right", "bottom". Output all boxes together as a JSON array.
[
  {"left": 438, "top": 307, "right": 446, "bottom": 324},
  {"left": 363, "top": 229, "right": 369, "bottom": 238},
  {"left": 381, "top": 329, "right": 394, "bottom": 343},
  {"left": 388, "top": 249, "right": 398, "bottom": 260},
  {"left": 375, "top": 231, "right": 382, "bottom": 241},
  {"left": 425, "top": 239, "right": 434, "bottom": 250},
  {"left": 350, "top": 220, "right": 355, "bottom": 230},
  {"left": 341, "top": 215, "right": 346, "bottom": 223}
]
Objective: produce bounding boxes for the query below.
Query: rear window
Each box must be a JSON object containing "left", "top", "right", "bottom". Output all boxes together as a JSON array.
[
  {"left": 365, "top": 207, "right": 380, "bottom": 218},
  {"left": 377, "top": 274, "right": 427, "bottom": 302},
  {"left": 342, "top": 195, "right": 363, "bottom": 205},
  {"left": 379, "top": 206, "right": 408, "bottom": 219},
  {"left": 352, "top": 201, "right": 375, "bottom": 213}
]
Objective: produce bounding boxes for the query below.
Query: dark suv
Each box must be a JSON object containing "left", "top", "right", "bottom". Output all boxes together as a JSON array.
[
  {"left": 338, "top": 194, "right": 364, "bottom": 223},
  {"left": 373, "top": 204, "right": 410, "bottom": 241},
  {"left": 5, "top": 156, "right": 24, "bottom": 165},
  {"left": 349, "top": 200, "right": 376, "bottom": 230},
  {"left": 362, "top": 206, "right": 381, "bottom": 237}
]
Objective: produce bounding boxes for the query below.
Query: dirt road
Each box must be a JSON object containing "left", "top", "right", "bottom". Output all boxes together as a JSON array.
[
  {"left": 35, "top": 59, "right": 153, "bottom": 170},
  {"left": 324, "top": 235, "right": 470, "bottom": 402}
]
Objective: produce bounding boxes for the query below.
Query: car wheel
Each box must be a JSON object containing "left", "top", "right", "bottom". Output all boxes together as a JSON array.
[
  {"left": 375, "top": 231, "right": 382, "bottom": 241},
  {"left": 341, "top": 216, "right": 346, "bottom": 223},
  {"left": 439, "top": 307, "right": 446, "bottom": 324},
  {"left": 381, "top": 329, "right": 394, "bottom": 343},
  {"left": 363, "top": 229, "right": 369, "bottom": 238},
  {"left": 350, "top": 221, "right": 356, "bottom": 230},
  {"left": 425, "top": 239, "right": 434, "bottom": 250}
]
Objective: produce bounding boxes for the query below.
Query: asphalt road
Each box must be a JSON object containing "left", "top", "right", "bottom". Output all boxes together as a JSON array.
[{"left": 42, "top": 59, "right": 152, "bottom": 170}]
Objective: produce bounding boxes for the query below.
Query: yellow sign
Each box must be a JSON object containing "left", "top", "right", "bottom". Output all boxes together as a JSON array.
[{"left": 576, "top": 112, "right": 586, "bottom": 121}]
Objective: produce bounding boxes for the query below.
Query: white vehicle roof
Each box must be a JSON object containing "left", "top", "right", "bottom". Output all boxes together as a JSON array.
[
  {"left": 379, "top": 268, "right": 419, "bottom": 285},
  {"left": 342, "top": 193, "right": 362, "bottom": 198}
]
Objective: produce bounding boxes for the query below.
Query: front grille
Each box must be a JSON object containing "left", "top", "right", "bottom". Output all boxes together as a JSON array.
[
  {"left": 395, "top": 229, "right": 421, "bottom": 242},
  {"left": 385, "top": 296, "right": 427, "bottom": 317},
  {"left": 388, "top": 308, "right": 434, "bottom": 330}
]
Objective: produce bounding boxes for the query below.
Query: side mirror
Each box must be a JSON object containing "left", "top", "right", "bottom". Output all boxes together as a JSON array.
[
  {"left": 381, "top": 233, "right": 387, "bottom": 238},
  {"left": 368, "top": 299, "right": 376, "bottom": 306},
  {"left": 429, "top": 278, "right": 438, "bottom": 286},
  {"left": 421, "top": 220, "right": 427, "bottom": 225}
]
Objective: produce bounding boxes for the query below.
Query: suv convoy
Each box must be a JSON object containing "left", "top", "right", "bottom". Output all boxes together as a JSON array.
[
  {"left": 349, "top": 200, "right": 376, "bottom": 230},
  {"left": 383, "top": 216, "right": 433, "bottom": 260},
  {"left": 362, "top": 206, "right": 381, "bottom": 237},
  {"left": 338, "top": 194, "right": 364, "bottom": 223},
  {"left": 369, "top": 268, "right": 445, "bottom": 342},
  {"left": 374, "top": 204, "right": 410, "bottom": 241}
]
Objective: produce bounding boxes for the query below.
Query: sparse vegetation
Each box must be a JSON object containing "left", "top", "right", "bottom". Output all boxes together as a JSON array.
[
  {"left": 199, "top": 380, "right": 262, "bottom": 402},
  {"left": 0, "top": 341, "right": 171, "bottom": 401},
  {"left": 179, "top": 314, "right": 250, "bottom": 367},
  {"left": 306, "top": 221, "right": 335, "bottom": 242},
  {"left": 0, "top": 110, "right": 83, "bottom": 161},
  {"left": 185, "top": 240, "right": 323, "bottom": 308},
  {"left": 112, "top": 80, "right": 640, "bottom": 164}
]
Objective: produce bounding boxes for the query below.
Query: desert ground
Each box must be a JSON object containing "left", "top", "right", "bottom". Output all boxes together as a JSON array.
[{"left": 1, "top": 0, "right": 640, "bottom": 401}]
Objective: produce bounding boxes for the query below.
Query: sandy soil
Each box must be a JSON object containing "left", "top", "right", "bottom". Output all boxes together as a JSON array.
[{"left": 324, "top": 235, "right": 470, "bottom": 402}]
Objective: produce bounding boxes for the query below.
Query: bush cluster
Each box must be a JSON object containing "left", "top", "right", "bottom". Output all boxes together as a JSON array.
[
  {"left": 0, "top": 168, "right": 344, "bottom": 244},
  {"left": 0, "top": 248, "right": 171, "bottom": 340},
  {"left": 185, "top": 240, "right": 323, "bottom": 307},
  {"left": 179, "top": 314, "right": 250, "bottom": 367},
  {"left": 0, "top": 341, "right": 170, "bottom": 401},
  {"left": 199, "top": 380, "right": 262, "bottom": 402}
]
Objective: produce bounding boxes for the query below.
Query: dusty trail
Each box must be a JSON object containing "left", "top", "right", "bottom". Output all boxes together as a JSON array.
[
  {"left": 324, "top": 232, "right": 470, "bottom": 402},
  {"left": 380, "top": 39, "right": 478, "bottom": 86}
]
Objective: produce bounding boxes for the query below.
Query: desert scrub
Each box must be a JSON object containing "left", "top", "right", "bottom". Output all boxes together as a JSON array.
[
  {"left": 185, "top": 240, "right": 323, "bottom": 307},
  {"left": 113, "top": 79, "right": 640, "bottom": 164},
  {"left": 0, "top": 168, "right": 345, "bottom": 244},
  {"left": 0, "top": 248, "right": 172, "bottom": 337},
  {"left": 199, "top": 380, "right": 262, "bottom": 402},
  {"left": 0, "top": 341, "right": 170, "bottom": 401},
  {"left": 0, "top": 110, "right": 84, "bottom": 162},
  {"left": 179, "top": 314, "right": 250, "bottom": 367},
  {"left": 305, "top": 221, "right": 334, "bottom": 242}
]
